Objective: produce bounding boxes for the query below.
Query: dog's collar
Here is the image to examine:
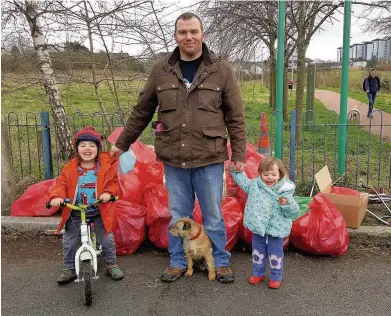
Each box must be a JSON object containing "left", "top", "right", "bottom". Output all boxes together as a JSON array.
[{"left": 189, "top": 226, "right": 202, "bottom": 240}]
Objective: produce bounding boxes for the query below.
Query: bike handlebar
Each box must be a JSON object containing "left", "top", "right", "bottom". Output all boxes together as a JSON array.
[{"left": 46, "top": 196, "right": 118, "bottom": 209}]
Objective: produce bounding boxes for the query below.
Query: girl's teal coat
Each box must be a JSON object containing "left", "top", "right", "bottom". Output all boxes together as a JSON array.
[{"left": 229, "top": 171, "right": 299, "bottom": 238}]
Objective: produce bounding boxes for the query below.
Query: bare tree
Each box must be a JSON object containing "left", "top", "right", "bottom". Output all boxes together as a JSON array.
[
  {"left": 286, "top": 0, "right": 342, "bottom": 143},
  {"left": 50, "top": 0, "right": 151, "bottom": 133},
  {"left": 198, "top": 0, "right": 296, "bottom": 118},
  {"left": 359, "top": 1, "right": 391, "bottom": 36},
  {"left": 2, "top": 0, "right": 74, "bottom": 159}
]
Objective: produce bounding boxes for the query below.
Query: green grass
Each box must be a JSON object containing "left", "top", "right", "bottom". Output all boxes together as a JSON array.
[
  {"left": 320, "top": 87, "right": 391, "bottom": 114},
  {"left": 1, "top": 80, "right": 144, "bottom": 115},
  {"left": 239, "top": 81, "right": 390, "bottom": 191},
  {"left": 2, "top": 78, "right": 390, "bottom": 191}
]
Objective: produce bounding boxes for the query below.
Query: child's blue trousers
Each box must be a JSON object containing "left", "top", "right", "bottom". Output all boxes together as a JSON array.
[{"left": 252, "top": 234, "right": 284, "bottom": 281}]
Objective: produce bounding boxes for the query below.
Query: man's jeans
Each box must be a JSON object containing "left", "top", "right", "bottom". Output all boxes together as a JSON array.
[
  {"left": 367, "top": 92, "right": 377, "bottom": 115},
  {"left": 164, "top": 163, "right": 230, "bottom": 269}
]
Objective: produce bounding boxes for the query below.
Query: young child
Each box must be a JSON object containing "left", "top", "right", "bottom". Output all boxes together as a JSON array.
[
  {"left": 230, "top": 157, "right": 299, "bottom": 289},
  {"left": 50, "top": 126, "right": 124, "bottom": 285}
]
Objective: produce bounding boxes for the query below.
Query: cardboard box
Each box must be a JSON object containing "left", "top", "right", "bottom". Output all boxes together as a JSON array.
[{"left": 314, "top": 166, "right": 368, "bottom": 229}]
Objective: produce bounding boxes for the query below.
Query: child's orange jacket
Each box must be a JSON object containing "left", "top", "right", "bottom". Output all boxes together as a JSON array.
[{"left": 50, "top": 152, "right": 118, "bottom": 234}]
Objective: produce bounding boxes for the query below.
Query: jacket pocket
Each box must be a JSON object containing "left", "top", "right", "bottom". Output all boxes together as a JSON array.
[
  {"left": 197, "top": 83, "right": 222, "bottom": 112},
  {"left": 202, "top": 127, "right": 227, "bottom": 160},
  {"left": 154, "top": 131, "right": 171, "bottom": 162},
  {"left": 157, "top": 83, "right": 178, "bottom": 111}
]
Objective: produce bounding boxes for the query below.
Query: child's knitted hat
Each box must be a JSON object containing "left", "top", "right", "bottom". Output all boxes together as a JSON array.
[{"left": 73, "top": 126, "right": 102, "bottom": 151}]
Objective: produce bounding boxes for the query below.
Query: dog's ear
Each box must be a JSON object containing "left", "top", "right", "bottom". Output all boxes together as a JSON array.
[{"left": 183, "top": 221, "right": 191, "bottom": 230}]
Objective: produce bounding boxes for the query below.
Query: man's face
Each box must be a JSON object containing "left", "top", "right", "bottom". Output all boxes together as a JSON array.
[
  {"left": 174, "top": 18, "right": 205, "bottom": 60},
  {"left": 370, "top": 70, "right": 375, "bottom": 77}
]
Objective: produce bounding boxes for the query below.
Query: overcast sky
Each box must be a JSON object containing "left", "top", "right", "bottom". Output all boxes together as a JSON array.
[{"left": 307, "top": 3, "right": 376, "bottom": 61}]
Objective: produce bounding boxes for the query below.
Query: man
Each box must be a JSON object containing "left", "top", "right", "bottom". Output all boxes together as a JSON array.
[
  {"left": 111, "top": 12, "right": 246, "bottom": 283},
  {"left": 363, "top": 68, "right": 381, "bottom": 118}
]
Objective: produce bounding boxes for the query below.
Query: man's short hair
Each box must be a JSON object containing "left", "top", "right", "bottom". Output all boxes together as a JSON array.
[
  {"left": 175, "top": 12, "right": 203, "bottom": 32},
  {"left": 370, "top": 68, "right": 376, "bottom": 71}
]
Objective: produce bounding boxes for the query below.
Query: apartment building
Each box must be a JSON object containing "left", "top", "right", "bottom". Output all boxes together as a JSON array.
[{"left": 337, "top": 37, "right": 390, "bottom": 62}]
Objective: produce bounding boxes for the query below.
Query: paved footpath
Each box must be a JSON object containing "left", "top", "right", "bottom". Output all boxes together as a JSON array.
[{"left": 315, "top": 90, "right": 391, "bottom": 140}]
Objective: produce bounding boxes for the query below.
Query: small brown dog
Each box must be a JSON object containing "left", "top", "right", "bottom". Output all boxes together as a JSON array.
[{"left": 170, "top": 217, "right": 216, "bottom": 281}]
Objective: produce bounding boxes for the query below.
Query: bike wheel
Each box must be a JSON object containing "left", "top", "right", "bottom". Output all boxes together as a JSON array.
[{"left": 81, "top": 260, "right": 93, "bottom": 306}]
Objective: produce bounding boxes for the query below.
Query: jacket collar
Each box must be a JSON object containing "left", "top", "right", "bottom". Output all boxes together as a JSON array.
[{"left": 167, "top": 43, "right": 216, "bottom": 67}]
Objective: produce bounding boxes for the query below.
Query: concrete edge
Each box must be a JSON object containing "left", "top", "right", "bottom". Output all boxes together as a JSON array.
[
  {"left": 1, "top": 216, "right": 60, "bottom": 235},
  {"left": 347, "top": 226, "right": 391, "bottom": 247},
  {"left": 2, "top": 216, "right": 391, "bottom": 247}
]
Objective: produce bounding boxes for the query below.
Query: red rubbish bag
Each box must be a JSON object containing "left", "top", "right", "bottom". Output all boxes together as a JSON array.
[
  {"left": 193, "top": 197, "right": 243, "bottom": 251},
  {"left": 331, "top": 186, "right": 361, "bottom": 197},
  {"left": 11, "top": 180, "right": 59, "bottom": 216},
  {"left": 136, "top": 161, "right": 164, "bottom": 189},
  {"left": 108, "top": 128, "right": 164, "bottom": 188},
  {"left": 107, "top": 128, "right": 156, "bottom": 164},
  {"left": 290, "top": 193, "right": 349, "bottom": 256},
  {"left": 143, "top": 183, "right": 171, "bottom": 249},
  {"left": 118, "top": 172, "right": 143, "bottom": 204},
  {"left": 112, "top": 200, "right": 147, "bottom": 255}
]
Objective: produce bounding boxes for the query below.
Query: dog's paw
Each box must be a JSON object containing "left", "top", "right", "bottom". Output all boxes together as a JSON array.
[
  {"left": 208, "top": 272, "right": 216, "bottom": 281},
  {"left": 185, "top": 269, "right": 193, "bottom": 277}
]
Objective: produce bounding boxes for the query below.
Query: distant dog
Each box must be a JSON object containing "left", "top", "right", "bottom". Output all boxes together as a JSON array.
[
  {"left": 348, "top": 104, "right": 360, "bottom": 122},
  {"left": 169, "top": 217, "right": 216, "bottom": 281}
]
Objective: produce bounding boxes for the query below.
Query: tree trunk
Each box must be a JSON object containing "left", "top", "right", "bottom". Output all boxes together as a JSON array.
[
  {"left": 1, "top": 120, "right": 16, "bottom": 215},
  {"left": 269, "top": 50, "right": 277, "bottom": 110},
  {"left": 25, "top": 0, "right": 73, "bottom": 159},
  {"left": 283, "top": 65, "right": 288, "bottom": 121},
  {"left": 295, "top": 41, "right": 307, "bottom": 144},
  {"left": 83, "top": 0, "right": 113, "bottom": 134},
  {"left": 294, "top": 1, "right": 307, "bottom": 144}
]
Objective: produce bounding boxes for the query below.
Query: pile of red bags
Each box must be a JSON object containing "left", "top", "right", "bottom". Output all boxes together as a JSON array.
[{"left": 11, "top": 133, "right": 351, "bottom": 257}]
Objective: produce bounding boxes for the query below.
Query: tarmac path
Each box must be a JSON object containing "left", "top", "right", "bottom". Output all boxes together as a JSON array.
[{"left": 2, "top": 235, "right": 391, "bottom": 316}]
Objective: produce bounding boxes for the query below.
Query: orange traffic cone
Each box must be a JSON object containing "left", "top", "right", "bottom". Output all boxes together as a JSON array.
[{"left": 257, "top": 112, "right": 271, "bottom": 156}]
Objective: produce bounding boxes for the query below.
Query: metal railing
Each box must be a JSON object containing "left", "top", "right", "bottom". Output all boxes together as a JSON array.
[{"left": 3, "top": 109, "right": 391, "bottom": 190}]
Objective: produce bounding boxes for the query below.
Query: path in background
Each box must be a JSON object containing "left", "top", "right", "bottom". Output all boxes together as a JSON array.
[{"left": 315, "top": 90, "right": 391, "bottom": 140}]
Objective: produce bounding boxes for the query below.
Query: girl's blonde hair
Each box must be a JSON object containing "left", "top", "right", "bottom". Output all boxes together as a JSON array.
[{"left": 258, "top": 157, "right": 288, "bottom": 179}]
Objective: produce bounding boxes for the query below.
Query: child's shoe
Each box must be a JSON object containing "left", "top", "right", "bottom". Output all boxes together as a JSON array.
[
  {"left": 268, "top": 280, "right": 281, "bottom": 289},
  {"left": 106, "top": 264, "right": 124, "bottom": 280},
  {"left": 57, "top": 269, "right": 77, "bottom": 285},
  {"left": 248, "top": 276, "right": 267, "bottom": 285}
]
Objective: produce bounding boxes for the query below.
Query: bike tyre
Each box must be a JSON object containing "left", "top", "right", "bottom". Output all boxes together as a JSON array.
[{"left": 81, "top": 260, "right": 93, "bottom": 306}]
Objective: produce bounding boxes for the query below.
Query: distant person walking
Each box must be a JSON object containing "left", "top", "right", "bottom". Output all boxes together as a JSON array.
[{"left": 363, "top": 68, "right": 381, "bottom": 118}]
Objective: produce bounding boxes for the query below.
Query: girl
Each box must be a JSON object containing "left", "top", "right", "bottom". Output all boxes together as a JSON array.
[
  {"left": 230, "top": 157, "right": 299, "bottom": 289},
  {"left": 50, "top": 126, "right": 124, "bottom": 285}
]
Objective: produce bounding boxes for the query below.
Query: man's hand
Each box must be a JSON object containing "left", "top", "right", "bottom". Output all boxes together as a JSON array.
[
  {"left": 366, "top": 90, "right": 370, "bottom": 93},
  {"left": 110, "top": 145, "right": 124, "bottom": 159},
  {"left": 50, "top": 197, "right": 64, "bottom": 207},
  {"left": 99, "top": 193, "right": 111, "bottom": 203},
  {"left": 230, "top": 161, "right": 246, "bottom": 172}
]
